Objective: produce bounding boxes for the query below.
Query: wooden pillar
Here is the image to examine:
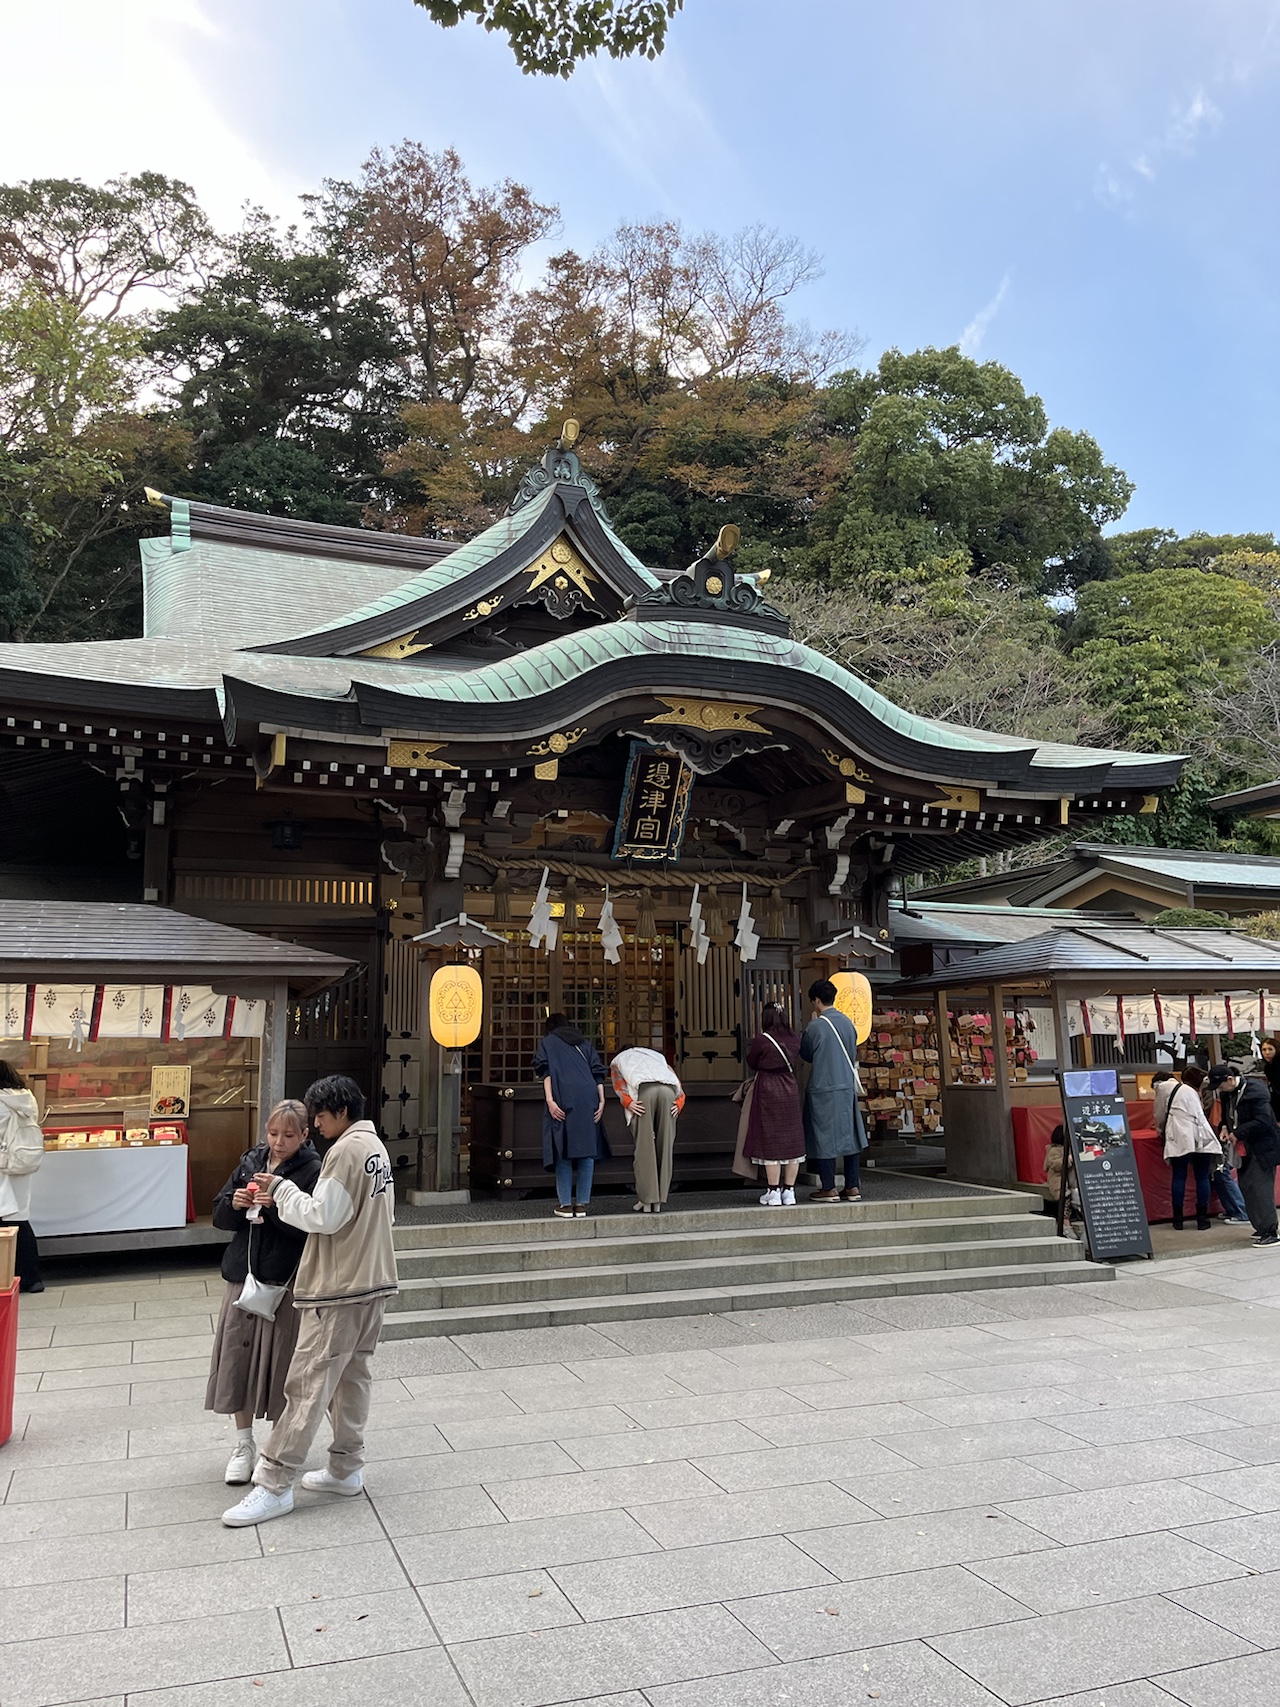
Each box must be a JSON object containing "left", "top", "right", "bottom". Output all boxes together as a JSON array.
[
  {"left": 1052, "top": 983, "right": 1073, "bottom": 1077},
  {"left": 935, "top": 987, "right": 953, "bottom": 1087},
  {"left": 259, "top": 978, "right": 290, "bottom": 1118},
  {"left": 990, "top": 982, "right": 1014, "bottom": 1179}
]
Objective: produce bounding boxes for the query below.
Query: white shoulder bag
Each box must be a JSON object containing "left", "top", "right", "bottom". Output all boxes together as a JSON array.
[{"left": 820, "top": 1013, "right": 866, "bottom": 1098}]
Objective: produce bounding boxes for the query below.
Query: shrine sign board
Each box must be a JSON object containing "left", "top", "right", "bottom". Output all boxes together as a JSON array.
[
  {"left": 1057, "top": 1067, "right": 1153, "bottom": 1262},
  {"left": 612, "top": 743, "right": 694, "bottom": 862}
]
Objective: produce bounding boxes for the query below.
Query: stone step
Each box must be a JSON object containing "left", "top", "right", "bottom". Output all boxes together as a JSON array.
[
  {"left": 387, "top": 1232, "right": 1081, "bottom": 1312},
  {"left": 393, "top": 1213, "right": 1057, "bottom": 1280},
  {"left": 392, "top": 1187, "right": 1039, "bottom": 1250},
  {"left": 380, "top": 1260, "right": 1111, "bottom": 1339}
]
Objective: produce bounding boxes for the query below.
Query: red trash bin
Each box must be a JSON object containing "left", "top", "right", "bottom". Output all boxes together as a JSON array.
[{"left": 0, "top": 1279, "right": 19, "bottom": 1448}]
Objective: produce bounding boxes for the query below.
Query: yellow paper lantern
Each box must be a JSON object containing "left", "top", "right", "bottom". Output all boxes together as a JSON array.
[
  {"left": 429, "top": 963, "right": 483, "bottom": 1049},
  {"left": 831, "top": 970, "right": 872, "bottom": 1044}
]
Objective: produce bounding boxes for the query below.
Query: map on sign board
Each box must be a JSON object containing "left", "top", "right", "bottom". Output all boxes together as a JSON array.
[{"left": 1057, "top": 1067, "right": 1153, "bottom": 1262}]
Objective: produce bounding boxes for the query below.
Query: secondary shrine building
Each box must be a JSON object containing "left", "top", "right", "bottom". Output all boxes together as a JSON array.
[{"left": 0, "top": 434, "right": 1183, "bottom": 1205}]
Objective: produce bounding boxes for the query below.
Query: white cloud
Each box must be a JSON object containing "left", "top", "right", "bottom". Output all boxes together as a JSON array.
[
  {"left": 960, "top": 273, "right": 1011, "bottom": 356},
  {"left": 0, "top": 0, "right": 299, "bottom": 227},
  {"left": 1096, "top": 83, "right": 1225, "bottom": 208}
]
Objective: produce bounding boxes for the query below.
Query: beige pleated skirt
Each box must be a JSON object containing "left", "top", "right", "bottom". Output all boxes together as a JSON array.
[{"left": 205, "top": 1278, "right": 302, "bottom": 1423}]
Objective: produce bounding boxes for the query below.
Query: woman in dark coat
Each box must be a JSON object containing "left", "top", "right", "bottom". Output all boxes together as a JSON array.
[
  {"left": 1260, "top": 1038, "right": 1280, "bottom": 1120},
  {"left": 206, "top": 1099, "right": 321, "bottom": 1485},
  {"left": 744, "top": 1002, "right": 806, "bottom": 1207},
  {"left": 533, "top": 1013, "right": 609, "bottom": 1219}
]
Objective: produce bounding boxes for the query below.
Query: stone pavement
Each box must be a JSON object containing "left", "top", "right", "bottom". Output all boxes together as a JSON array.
[{"left": 4, "top": 1246, "right": 1280, "bottom": 1707}]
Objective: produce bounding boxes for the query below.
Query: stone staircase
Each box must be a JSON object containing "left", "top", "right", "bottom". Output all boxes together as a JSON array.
[{"left": 384, "top": 1186, "right": 1108, "bottom": 1339}]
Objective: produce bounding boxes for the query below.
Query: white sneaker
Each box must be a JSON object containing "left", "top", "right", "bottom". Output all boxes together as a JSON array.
[
  {"left": 224, "top": 1440, "right": 256, "bottom": 1485},
  {"left": 301, "top": 1467, "right": 364, "bottom": 1497},
  {"left": 221, "top": 1484, "right": 294, "bottom": 1527},
  {"left": 759, "top": 1187, "right": 782, "bottom": 1207},
  {"left": 780, "top": 1187, "right": 797, "bottom": 1207}
]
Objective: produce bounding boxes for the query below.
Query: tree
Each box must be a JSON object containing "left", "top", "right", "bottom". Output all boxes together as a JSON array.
[
  {"left": 0, "top": 173, "right": 212, "bottom": 319},
  {"left": 412, "top": 0, "right": 682, "bottom": 76},
  {"left": 149, "top": 213, "right": 410, "bottom": 524},
  {"left": 1151, "top": 907, "right": 1231, "bottom": 929},
  {"left": 804, "top": 347, "right": 1132, "bottom": 593}
]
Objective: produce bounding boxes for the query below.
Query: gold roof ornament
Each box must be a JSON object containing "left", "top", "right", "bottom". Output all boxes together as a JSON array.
[
  {"left": 646, "top": 697, "right": 771, "bottom": 735},
  {"left": 560, "top": 418, "right": 580, "bottom": 448},
  {"left": 713, "top": 523, "right": 741, "bottom": 560}
]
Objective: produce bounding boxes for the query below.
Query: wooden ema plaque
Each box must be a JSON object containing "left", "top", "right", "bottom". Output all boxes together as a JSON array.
[{"left": 1057, "top": 1067, "right": 1153, "bottom": 1262}]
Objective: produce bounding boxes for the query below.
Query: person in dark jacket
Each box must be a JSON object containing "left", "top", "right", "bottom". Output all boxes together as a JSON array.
[
  {"left": 206, "top": 1099, "right": 321, "bottom": 1483},
  {"left": 1208, "top": 1064, "right": 1280, "bottom": 1245},
  {"left": 533, "top": 1013, "right": 609, "bottom": 1218},
  {"left": 743, "top": 1003, "right": 806, "bottom": 1206},
  {"left": 1260, "top": 1038, "right": 1280, "bottom": 1120}
]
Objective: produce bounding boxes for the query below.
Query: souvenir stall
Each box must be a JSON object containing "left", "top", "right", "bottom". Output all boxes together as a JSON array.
[
  {"left": 0, "top": 902, "right": 350, "bottom": 1242},
  {"left": 889, "top": 923, "right": 1280, "bottom": 1218}
]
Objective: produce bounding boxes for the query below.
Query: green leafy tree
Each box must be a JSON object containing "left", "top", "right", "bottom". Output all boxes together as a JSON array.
[
  {"left": 413, "top": 0, "right": 682, "bottom": 76},
  {"left": 1151, "top": 907, "right": 1231, "bottom": 929},
  {"left": 805, "top": 347, "right": 1132, "bottom": 593},
  {"left": 149, "top": 213, "right": 411, "bottom": 523}
]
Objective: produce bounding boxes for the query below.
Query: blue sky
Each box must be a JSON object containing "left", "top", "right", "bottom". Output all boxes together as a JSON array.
[{"left": 3, "top": 0, "right": 1279, "bottom": 537}]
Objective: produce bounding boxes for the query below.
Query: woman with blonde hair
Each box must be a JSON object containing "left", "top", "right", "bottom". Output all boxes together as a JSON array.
[{"left": 206, "top": 1099, "right": 320, "bottom": 1485}]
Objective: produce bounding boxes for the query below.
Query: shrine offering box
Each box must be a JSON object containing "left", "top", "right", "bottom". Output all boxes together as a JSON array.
[{"left": 0, "top": 1227, "right": 15, "bottom": 1289}]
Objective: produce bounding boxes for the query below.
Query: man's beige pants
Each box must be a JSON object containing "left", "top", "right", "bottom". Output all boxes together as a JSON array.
[
  {"left": 253, "top": 1296, "right": 386, "bottom": 1493},
  {"left": 631, "top": 1081, "right": 678, "bottom": 1206}
]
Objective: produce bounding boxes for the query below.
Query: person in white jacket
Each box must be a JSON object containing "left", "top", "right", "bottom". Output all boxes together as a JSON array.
[
  {"left": 0, "top": 1060, "right": 45, "bottom": 1292},
  {"left": 1153, "top": 1067, "right": 1223, "bottom": 1232}
]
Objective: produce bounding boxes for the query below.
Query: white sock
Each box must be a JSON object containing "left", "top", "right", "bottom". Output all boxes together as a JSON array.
[{"left": 236, "top": 1426, "right": 255, "bottom": 1445}]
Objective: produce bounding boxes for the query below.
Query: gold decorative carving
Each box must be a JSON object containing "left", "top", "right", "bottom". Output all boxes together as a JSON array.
[
  {"left": 463, "top": 596, "right": 504, "bottom": 622},
  {"left": 845, "top": 784, "right": 866, "bottom": 805},
  {"left": 704, "top": 574, "right": 724, "bottom": 595},
  {"left": 534, "top": 759, "right": 559, "bottom": 780},
  {"left": 360, "top": 632, "right": 432, "bottom": 660},
  {"left": 525, "top": 535, "right": 596, "bottom": 598},
  {"left": 645, "top": 697, "right": 770, "bottom": 734},
  {"left": 528, "top": 727, "right": 586, "bottom": 758},
  {"left": 928, "top": 786, "right": 982, "bottom": 813},
  {"left": 1139, "top": 794, "right": 1159, "bottom": 815},
  {"left": 1060, "top": 796, "right": 1072, "bottom": 826},
  {"left": 822, "top": 748, "right": 872, "bottom": 783},
  {"left": 387, "top": 740, "right": 457, "bottom": 769}
]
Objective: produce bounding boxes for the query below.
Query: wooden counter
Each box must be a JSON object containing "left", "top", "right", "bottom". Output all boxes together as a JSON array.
[{"left": 469, "top": 1083, "right": 742, "bottom": 1199}]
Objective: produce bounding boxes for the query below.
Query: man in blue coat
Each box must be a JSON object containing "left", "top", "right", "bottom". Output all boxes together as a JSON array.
[{"left": 800, "top": 978, "right": 868, "bottom": 1203}]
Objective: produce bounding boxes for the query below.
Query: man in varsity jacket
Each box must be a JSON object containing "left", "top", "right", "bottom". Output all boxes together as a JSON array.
[{"left": 222, "top": 1074, "right": 397, "bottom": 1526}]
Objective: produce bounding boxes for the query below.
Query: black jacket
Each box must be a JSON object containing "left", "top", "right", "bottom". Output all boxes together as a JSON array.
[
  {"left": 212, "top": 1141, "right": 322, "bottom": 1286},
  {"left": 1231, "top": 1078, "right": 1280, "bottom": 1169}
]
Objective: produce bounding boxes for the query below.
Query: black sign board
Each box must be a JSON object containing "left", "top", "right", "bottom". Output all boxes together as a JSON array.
[
  {"left": 1057, "top": 1068, "right": 1153, "bottom": 1262},
  {"left": 612, "top": 742, "right": 695, "bottom": 862}
]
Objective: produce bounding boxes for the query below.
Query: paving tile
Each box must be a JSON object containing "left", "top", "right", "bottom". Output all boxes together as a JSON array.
[
  {"left": 592, "top": 1313, "right": 756, "bottom": 1354},
  {"left": 420, "top": 1567, "right": 583, "bottom": 1641},
  {"left": 1051, "top": 1403, "right": 1235, "bottom": 1446},
  {"left": 7, "top": 1452, "right": 221, "bottom": 1508},
  {"left": 611, "top": 1351, "right": 839, "bottom": 1398},
  {"left": 451, "top": 1324, "right": 628, "bottom": 1367},
  {"left": 931, "top": 1594, "right": 1255, "bottom": 1706},
  {"left": 438, "top": 1404, "right": 636, "bottom": 1452},
  {"left": 0, "top": 1423, "right": 132, "bottom": 1471},
  {"left": 1171, "top": 1568, "right": 1280, "bottom": 1645},
  {"left": 484, "top": 1458, "right": 720, "bottom": 1521},
  {"left": 366, "top": 1337, "right": 479, "bottom": 1377},
  {"left": 0, "top": 1490, "right": 124, "bottom": 1541},
  {"left": 1174, "top": 1512, "right": 1280, "bottom": 1571},
  {"left": 360, "top": 1419, "right": 452, "bottom": 1460},
  {"left": 629, "top": 1481, "right": 876, "bottom": 1547},
  {"left": 616, "top": 1388, "right": 813, "bottom": 1430},
  {"left": 449, "top": 1602, "right": 775, "bottom": 1707},
  {"left": 1185, "top": 1424, "right": 1280, "bottom": 1464},
  {"left": 365, "top": 1482, "right": 506, "bottom": 1538},
  {"left": 792, "top": 1506, "right": 1060, "bottom": 1580},
  {"left": 998, "top": 1480, "right": 1252, "bottom": 1544},
  {"left": 970, "top": 1531, "right": 1248, "bottom": 1613},
  {"left": 14, "top": 1325, "right": 53, "bottom": 1350},
  {"left": 1020, "top": 1440, "right": 1243, "bottom": 1492},
  {"left": 370, "top": 1439, "right": 580, "bottom": 1494},
  {"left": 729, "top": 1561, "right": 1033, "bottom": 1660},
  {"left": 130, "top": 1333, "right": 216, "bottom": 1364},
  {"left": 398, "top": 1366, "right": 587, "bottom": 1405},
  {"left": 1022, "top": 1684, "right": 1185, "bottom": 1707},
  {"left": 1156, "top": 1649, "right": 1280, "bottom": 1706},
  {"left": 904, "top": 1388, "right": 1107, "bottom": 1427},
  {"left": 126, "top": 1537, "right": 404, "bottom": 1625},
  {"left": 102, "top": 1648, "right": 473, "bottom": 1706},
  {"left": 0, "top": 1575, "right": 124, "bottom": 1643},
  {"left": 565, "top": 1419, "right": 766, "bottom": 1471},
  {"left": 692, "top": 1437, "right": 915, "bottom": 1493},
  {"left": 242, "top": 1493, "right": 390, "bottom": 1555},
  {"left": 51, "top": 1315, "right": 215, "bottom": 1347},
  {"left": 1198, "top": 1390, "right": 1280, "bottom": 1425},
  {"left": 551, "top": 1534, "right": 834, "bottom": 1620},
  {"left": 879, "top": 1419, "right": 1083, "bottom": 1467},
  {"left": 936, "top": 1358, "right": 1097, "bottom": 1393},
  {"left": 277, "top": 1587, "right": 438, "bottom": 1665},
  {"left": 126, "top": 1417, "right": 237, "bottom": 1459},
  {"left": 781, "top": 1373, "right": 959, "bottom": 1408},
  {"left": 17, "top": 1340, "right": 134, "bottom": 1373},
  {"left": 728, "top": 1302, "right": 891, "bottom": 1341},
  {"left": 744, "top": 1400, "right": 948, "bottom": 1445},
  {"left": 848, "top": 1457, "right": 1073, "bottom": 1517},
  {"left": 400, "top": 1507, "right": 661, "bottom": 1585},
  {"left": 1181, "top": 1462, "right": 1280, "bottom": 1512},
  {"left": 0, "top": 1517, "right": 258, "bottom": 1589},
  {"left": 855, "top": 1294, "right": 1009, "bottom": 1329},
  {"left": 0, "top": 1607, "right": 287, "bottom": 1706},
  {"left": 643, "top": 1637, "right": 1006, "bottom": 1706}
]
